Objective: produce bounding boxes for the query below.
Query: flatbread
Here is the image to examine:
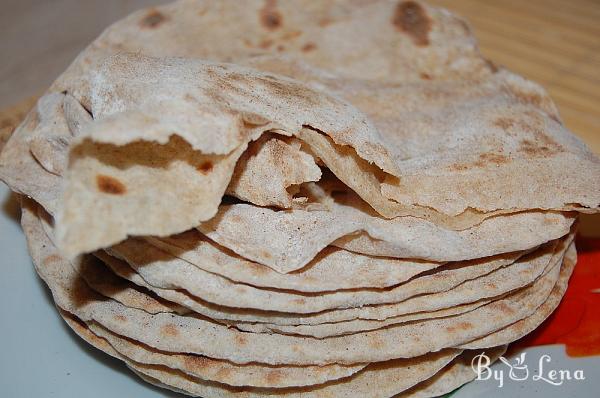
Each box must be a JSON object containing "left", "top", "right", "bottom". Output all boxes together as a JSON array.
[
  {"left": 233, "top": 301, "right": 492, "bottom": 338},
  {"left": 147, "top": 230, "right": 442, "bottom": 292},
  {"left": 71, "top": 272, "right": 372, "bottom": 391},
  {"left": 61, "top": 309, "right": 459, "bottom": 398},
  {"left": 398, "top": 346, "right": 507, "bottom": 398},
  {"left": 106, "top": 235, "right": 548, "bottom": 314},
  {"left": 23, "top": 200, "right": 566, "bottom": 366},
  {"left": 226, "top": 134, "right": 321, "bottom": 208},
  {"left": 54, "top": 52, "right": 398, "bottom": 258},
  {"left": 3, "top": 1, "right": 595, "bottom": 396},
  {"left": 281, "top": 67, "right": 600, "bottom": 220},
  {"left": 97, "top": 236, "right": 568, "bottom": 329},
  {"left": 96, "top": 252, "right": 485, "bottom": 329},
  {"left": 78, "top": 254, "right": 190, "bottom": 315},
  {"left": 231, "top": 236, "right": 571, "bottom": 337},
  {"left": 0, "top": 96, "right": 37, "bottom": 154},
  {"left": 127, "top": 350, "right": 457, "bottom": 398},
  {"left": 460, "top": 242, "right": 577, "bottom": 350},
  {"left": 0, "top": 93, "right": 81, "bottom": 214},
  {"left": 4, "top": 0, "right": 595, "bottom": 260},
  {"left": 87, "top": 321, "right": 366, "bottom": 389},
  {"left": 79, "top": 251, "right": 494, "bottom": 338},
  {"left": 198, "top": 189, "right": 573, "bottom": 271}
]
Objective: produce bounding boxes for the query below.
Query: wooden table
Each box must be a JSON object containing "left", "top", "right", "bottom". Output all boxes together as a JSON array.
[{"left": 1, "top": 0, "right": 598, "bottom": 234}]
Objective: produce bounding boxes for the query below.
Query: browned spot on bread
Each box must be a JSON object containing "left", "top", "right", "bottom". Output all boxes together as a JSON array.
[
  {"left": 197, "top": 161, "right": 214, "bottom": 174},
  {"left": 392, "top": 1, "right": 431, "bottom": 46},
  {"left": 293, "top": 298, "right": 306, "bottom": 305},
  {"left": 513, "top": 91, "right": 543, "bottom": 107},
  {"left": 449, "top": 163, "right": 469, "bottom": 172},
  {"left": 494, "top": 117, "right": 515, "bottom": 130},
  {"left": 43, "top": 254, "right": 61, "bottom": 265},
  {"left": 259, "top": 39, "right": 274, "bottom": 49},
  {"left": 519, "top": 140, "right": 554, "bottom": 156},
  {"left": 446, "top": 321, "right": 473, "bottom": 333},
  {"left": 229, "top": 214, "right": 243, "bottom": 224},
  {"left": 259, "top": 249, "right": 273, "bottom": 259},
  {"left": 96, "top": 175, "right": 126, "bottom": 195},
  {"left": 266, "top": 370, "right": 284, "bottom": 384},
  {"left": 281, "top": 30, "right": 302, "bottom": 40},
  {"left": 276, "top": 44, "right": 285, "bottom": 52},
  {"left": 140, "top": 10, "right": 167, "bottom": 28},
  {"left": 235, "top": 334, "right": 248, "bottom": 346},
  {"left": 319, "top": 17, "right": 332, "bottom": 27},
  {"left": 184, "top": 355, "right": 215, "bottom": 371},
  {"left": 457, "top": 321, "right": 473, "bottom": 330},
  {"left": 518, "top": 125, "right": 562, "bottom": 157},
  {"left": 495, "top": 115, "right": 563, "bottom": 157},
  {"left": 368, "top": 336, "right": 385, "bottom": 349},
  {"left": 162, "top": 323, "right": 179, "bottom": 337},
  {"left": 247, "top": 262, "right": 269, "bottom": 276},
  {"left": 260, "top": 0, "right": 283, "bottom": 30},
  {"left": 450, "top": 152, "right": 509, "bottom": 171},
  {"left": 254, "top": 76, "right": 318, "bottom": 107},
  {"left": 537, "top": 130, "right": 559, "bottom": 147},
  {"left": 496, "top": 301, "right": 516, "bottom": 315},
  {"left": 479, "top": 153, "right": 509, "bottom": 165},
  {"left": 215, "top": 367, "right": 232, "bottom": 379},
  {"left": 302, "top": 42, "right": 317, "bottom": 52},
  {"left": 419, "top": 72, "right": 432, "bottom": 80},
  {"left": 114, "top": 315, "right": 127, "bottom": 322}
]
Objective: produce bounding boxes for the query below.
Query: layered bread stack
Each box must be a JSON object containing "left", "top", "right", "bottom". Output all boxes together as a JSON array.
[{"left": 1, "top": 1, "right": 599, "bottom": 396}]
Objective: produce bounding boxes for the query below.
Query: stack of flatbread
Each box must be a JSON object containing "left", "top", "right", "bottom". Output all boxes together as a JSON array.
[{"left": 2, "top": 1, "right": 599, "bottom": 396}]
